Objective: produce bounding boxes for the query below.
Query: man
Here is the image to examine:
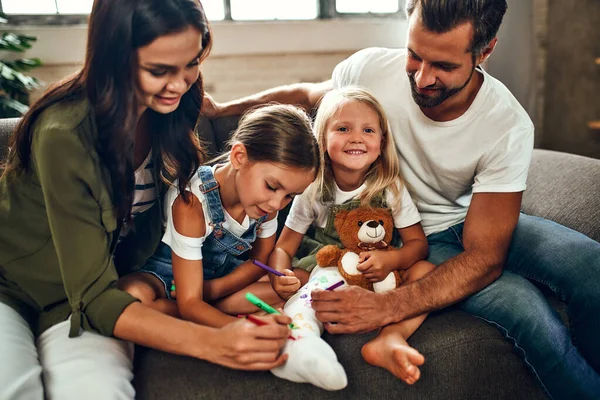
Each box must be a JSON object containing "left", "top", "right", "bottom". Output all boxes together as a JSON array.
[{"left": 203, "top": 1, "right": 600, "bottom": 398}]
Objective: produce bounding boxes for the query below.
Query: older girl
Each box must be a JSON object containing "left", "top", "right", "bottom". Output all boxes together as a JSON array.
[
  {"left": 269, "top": 87, "right": 436, "bottom": 388},
  {"left": 119, "top": 104, "right": 320, "bottom": 327}
]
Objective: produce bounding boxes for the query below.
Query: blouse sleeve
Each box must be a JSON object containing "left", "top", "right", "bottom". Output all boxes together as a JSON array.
[{"left": 33, "top": 124, "right": 138, "bottom": 338}]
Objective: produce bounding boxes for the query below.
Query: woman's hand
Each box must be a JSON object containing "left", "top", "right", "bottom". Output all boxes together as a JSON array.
[
  {"left": 204, "top": 314, "right": 292, "bottom": 370},
  {"left": 356, "top": 251, "right": 396, "bottom": 282},
  {"left": 270, "top": 269, "right": 301, "bottom": 300}
]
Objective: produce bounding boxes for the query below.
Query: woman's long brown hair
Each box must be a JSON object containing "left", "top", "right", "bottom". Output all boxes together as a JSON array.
[{"left": 3, "top": 0, "right": 212, "bottom": 222}]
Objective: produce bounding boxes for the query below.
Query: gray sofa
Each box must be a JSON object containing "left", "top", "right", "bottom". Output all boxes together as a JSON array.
[{"left": 1, "top": 116, "right": 599, "bottom": 400}]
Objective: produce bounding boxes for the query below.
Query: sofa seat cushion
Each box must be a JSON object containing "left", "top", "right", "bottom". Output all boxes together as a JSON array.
[{"left": 133, "top": 307, "right": 546, "bottom": 400}]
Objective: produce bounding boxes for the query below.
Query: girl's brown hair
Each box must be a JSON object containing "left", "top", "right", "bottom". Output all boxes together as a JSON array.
[{"left": 218, "top": 103, "right": 320, "bottom": 174}]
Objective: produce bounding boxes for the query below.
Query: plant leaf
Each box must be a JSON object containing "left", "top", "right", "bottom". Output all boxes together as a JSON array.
[
  {"left": 0, "top": 33, "right": 38, "bottom": 52},
  {"left": 0, "top": 96, "right": 29, "bottom": 116},
  {"left": 3, "top": 58, "right": 43, "bottom": 71}
]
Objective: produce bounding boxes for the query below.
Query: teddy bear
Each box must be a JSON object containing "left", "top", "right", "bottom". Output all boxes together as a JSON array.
[{"left": 315, "top": 207, "right": 401, "bottom": 293}]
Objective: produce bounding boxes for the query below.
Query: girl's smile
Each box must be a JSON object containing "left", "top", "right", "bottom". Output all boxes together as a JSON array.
[{"left": 326, "top": 100, "right": 383, "bottom": 187}]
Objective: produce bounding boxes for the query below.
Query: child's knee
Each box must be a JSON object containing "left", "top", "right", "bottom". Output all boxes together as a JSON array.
[
  {"left": 125, "top": 286, "right": 155, "bottom": 304},
  {"left": 118, "top": 276, "right": 162, "bottom": 305},
  {"left": 293, "top": 268, "right": 311, "bottom": 285},
  {"left": 404, "top": 260, "right": 436, "bottom": 282}
]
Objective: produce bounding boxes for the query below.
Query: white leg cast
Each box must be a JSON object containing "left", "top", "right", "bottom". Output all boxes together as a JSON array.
[{"left": 271, "top": 266, "right": 348, "bottom": 390}]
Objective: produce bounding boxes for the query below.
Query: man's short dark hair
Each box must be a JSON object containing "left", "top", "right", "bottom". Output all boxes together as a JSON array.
[{"left": 405, "top": 0, "right": 508, "bottom": 55}]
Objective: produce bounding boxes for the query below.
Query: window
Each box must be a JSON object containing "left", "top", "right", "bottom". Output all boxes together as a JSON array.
[
  {"left": 336, "top": 0, "right": 399, "bottom": 14},
  {"left": 0, "top": 0, "right": 404, "bottom": 25},
  {"left": 2, "top": 0, "right": 94, "bottom": 14}
]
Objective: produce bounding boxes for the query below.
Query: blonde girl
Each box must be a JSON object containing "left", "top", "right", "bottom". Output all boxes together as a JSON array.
[{"left": 267, "top": 87, "right": 436, "bottom": 388}]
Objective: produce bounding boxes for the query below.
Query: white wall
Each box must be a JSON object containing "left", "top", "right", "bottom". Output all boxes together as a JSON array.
[
  {"left": 486, "top": 0, "right": 546, "bottom": 142},
  {"left": 6, "top": 13, "right": 546, "bottom": 141},
  {"left": 6, "top": 19, "right": 408, "bottom": 102}
]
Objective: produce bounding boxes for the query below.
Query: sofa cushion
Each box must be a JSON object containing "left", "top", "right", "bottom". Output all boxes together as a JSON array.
[
  {"left": 196, "top": 116, "right": 219, "bottom": 158},
  {"left": 133, "top": 308, "right": 545, "bottom": 399},
  {"left": 0, "top": 118, "right": 19, "bottom": 171},
  {"left": 210, "top": 115, "right": 241, "bottom": 153},
  {"left": 522, "top": 149, "right": 600, "bottom": 242}
]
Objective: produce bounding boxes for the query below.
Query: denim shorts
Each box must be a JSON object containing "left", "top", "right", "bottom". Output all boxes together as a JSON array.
[{"left": 139, "top": 241, "right": 175, "bottom": 299}]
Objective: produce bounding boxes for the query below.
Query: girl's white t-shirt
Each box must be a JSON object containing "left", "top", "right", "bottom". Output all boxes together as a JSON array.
[
  {"left": 285, "top": 181, "right": 421, "bottom": 235},
  {"left": 162, "top": 165, "right": 278, "bottom": 261}
]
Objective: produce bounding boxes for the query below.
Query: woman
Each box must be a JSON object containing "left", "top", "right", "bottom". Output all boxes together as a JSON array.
[{"left": 0, "top": 1, "right": 290, "bottom": 398}]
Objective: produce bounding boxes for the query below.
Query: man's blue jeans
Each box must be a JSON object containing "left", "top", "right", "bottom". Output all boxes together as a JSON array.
[{"left": 427, "top": 214, "right": 600, "bottom": 400}]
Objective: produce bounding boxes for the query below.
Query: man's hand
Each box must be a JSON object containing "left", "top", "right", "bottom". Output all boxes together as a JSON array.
[
  {"left": 270, "top": 269, "right": 301, "bottom": 301},
  {"left": 311, "top": 286, "right": 395, "bottom": 334},
  {"left": 356, "top": 251, "right": 396, "bottom": 282},
  {"left": 201, "top": 93, "right": 221, "bottom": 119}
]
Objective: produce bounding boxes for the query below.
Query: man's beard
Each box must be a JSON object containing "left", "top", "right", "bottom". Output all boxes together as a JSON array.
[{"left": 408, "top": 65, "right": 475, "bottom": 108}]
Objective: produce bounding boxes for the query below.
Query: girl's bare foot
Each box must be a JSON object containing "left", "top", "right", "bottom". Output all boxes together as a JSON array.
[{"left": 361, "top": 331, "right": 425, "bottom": 385}]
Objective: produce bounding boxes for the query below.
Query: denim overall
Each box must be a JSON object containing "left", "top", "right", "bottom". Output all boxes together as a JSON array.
[
  {"left": 293, "top": 192, "right": 396, "bottom": 273},
  {"left": 141, "top": 166, "right": 268, "bottom": 298}
]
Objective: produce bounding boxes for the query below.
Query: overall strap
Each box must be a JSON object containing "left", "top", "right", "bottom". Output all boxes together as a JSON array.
[{"left": 197, "top": 166, "right": 225, "bottom": 225}]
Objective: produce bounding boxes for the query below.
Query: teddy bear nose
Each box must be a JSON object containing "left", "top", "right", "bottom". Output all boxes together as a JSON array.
[{"left": 367, "top": 221, "right": 379, "bottom": 228}]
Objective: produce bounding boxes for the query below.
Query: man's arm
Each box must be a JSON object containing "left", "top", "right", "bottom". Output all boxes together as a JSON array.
[
  {"left": 312, "top": 192, "right": 523, "bottom": 334},
  {"left": 388, "top": 192, "right": 523, "bottom": 319},
  {"left": 201, "top": 81, "right": 332, "bottom": 118}
]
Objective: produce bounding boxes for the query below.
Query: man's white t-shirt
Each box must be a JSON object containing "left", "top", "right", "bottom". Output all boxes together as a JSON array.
[
  {"left": 332, "top": 48, "right": 534, "bottom": 236},
  {"left": 285, "top": 181, "right": 421, "bottom": 235},
  {"left": 162, "top": 165, "right": 278, "bottom": 260}
]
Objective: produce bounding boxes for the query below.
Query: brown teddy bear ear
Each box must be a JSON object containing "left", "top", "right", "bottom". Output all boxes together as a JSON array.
[{"left": 334, "top": 209, "right": 349, "bottom": 232}]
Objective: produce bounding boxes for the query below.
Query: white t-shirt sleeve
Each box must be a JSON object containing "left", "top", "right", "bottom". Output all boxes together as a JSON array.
[
  {"left": 161, "top": 173, "right": 210, "bottom": 261},
  {"left": 284, "top": 191, "right": 316, "bottom": 234},
  {"left": 332, "top": 47, "right": 388, "bottom": 89},
  {"left": 472, "top": 127, "right": 534, "bottom": 193},
  {"left": 257, "top": 213, "right": 278, "bottom": 238},
  {"left": 162, "top": 224, "right": 206, "bottom": 261},
  {"left": 387, "top": 183, "right": 422, "bottom": 229}
]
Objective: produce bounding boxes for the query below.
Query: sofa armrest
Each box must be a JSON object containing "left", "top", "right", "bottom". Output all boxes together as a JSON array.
[
  {"left": 522, "top": 149, "right": 600, "bottom": 242},
  {"left": 0, "top": 118, "right": 19, "bottom": 166}
]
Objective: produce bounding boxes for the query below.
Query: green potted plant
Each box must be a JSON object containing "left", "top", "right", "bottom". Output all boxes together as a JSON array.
[{"left": 0, "top": 13, "right": 42, "bottom": 117}]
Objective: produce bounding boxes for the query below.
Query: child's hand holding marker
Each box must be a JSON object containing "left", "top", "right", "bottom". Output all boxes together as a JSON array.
[
  {"left": 253, "top": 260, "right": 301, "bottom": 300},
  {"left": 245, "top": 292, "right": 297, "bottom": 330}
]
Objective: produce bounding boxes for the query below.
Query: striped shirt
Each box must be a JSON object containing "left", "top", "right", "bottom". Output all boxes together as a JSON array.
[{"left": 120, "top": 151, "right": 157, "bottom": 239}]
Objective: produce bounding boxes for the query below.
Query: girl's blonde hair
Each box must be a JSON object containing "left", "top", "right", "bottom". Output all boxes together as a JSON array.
[{"left": 312, "top": 86, "right": 404, "bottom": 209}]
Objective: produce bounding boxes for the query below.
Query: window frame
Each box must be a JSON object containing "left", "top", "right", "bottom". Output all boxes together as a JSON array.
[{"left": 0, "top": 0, "right": 405, "bottom": 26}]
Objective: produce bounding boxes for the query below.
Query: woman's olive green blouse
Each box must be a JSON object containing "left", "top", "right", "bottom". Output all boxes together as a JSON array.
[{"left": 0, "top": 98, "right": 163, "bottom": 337}]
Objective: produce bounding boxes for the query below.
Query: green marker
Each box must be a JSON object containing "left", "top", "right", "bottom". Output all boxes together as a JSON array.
[{"left": 245, "top": 292, "right": 296, "bottom": 329}]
